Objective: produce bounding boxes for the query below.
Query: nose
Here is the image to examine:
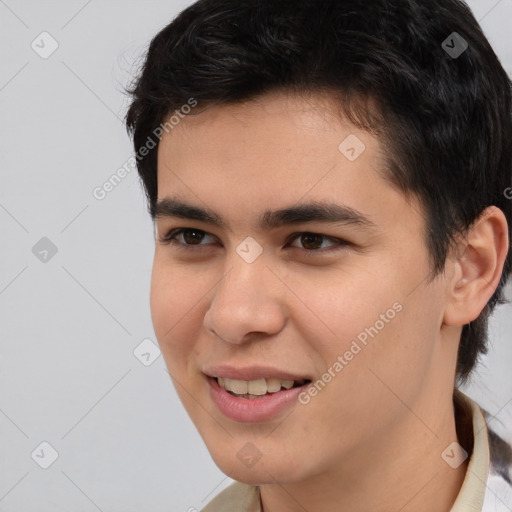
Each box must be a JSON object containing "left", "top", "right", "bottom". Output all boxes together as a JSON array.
[{"left": 203, "top": 253, "right": 287, "bottom": 345}]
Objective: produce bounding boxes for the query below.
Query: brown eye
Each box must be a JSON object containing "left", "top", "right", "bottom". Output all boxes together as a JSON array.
[
  {"left": 289, "top": 232, "right": 341, "bottom": 251},
  {"left": 182, "top": 229, "right": 206, "bottom": 244},
  {"left": 300, "top": 234, "right": 324, "bottom": 250},
  {"left": 160, "top": 228, "right": 217, "bottom": 247}
]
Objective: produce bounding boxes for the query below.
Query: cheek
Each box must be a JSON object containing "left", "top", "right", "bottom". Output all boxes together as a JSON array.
[
  {"left": 149, "top": 258, "right": 201, "bottom": 370},
  {"left": 341, "top": 278, "right": 445, "bottom": 405},
  {"left": 297, "top": 270, "right": 402, "bottom": 350},
  {"left": 301, "top": 265, "right": 437, "bottom": 392}
]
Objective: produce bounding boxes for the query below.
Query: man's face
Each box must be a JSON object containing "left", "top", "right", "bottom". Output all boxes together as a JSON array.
[{"left": 152, "top": 92, "right": 451, "bottom": 483}]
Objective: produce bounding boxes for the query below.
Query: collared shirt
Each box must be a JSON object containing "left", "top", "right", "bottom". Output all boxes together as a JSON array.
[{"left": 201, "top": 390, "right": 512, "bottom": 511}]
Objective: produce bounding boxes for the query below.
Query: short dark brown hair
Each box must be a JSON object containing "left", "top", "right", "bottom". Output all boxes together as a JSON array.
[{"left": 125, "top": 0, "right": 512, "bottom": 383}]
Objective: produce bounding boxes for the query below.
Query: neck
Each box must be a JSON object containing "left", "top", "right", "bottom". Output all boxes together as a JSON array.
[{"left": 259, "top": 389, "right": 469, "bottom": 512}]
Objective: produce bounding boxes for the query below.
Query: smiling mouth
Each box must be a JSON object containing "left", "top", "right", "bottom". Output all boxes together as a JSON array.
[{"left": 214, "top": 376, "right": 311, "bottom": 399}]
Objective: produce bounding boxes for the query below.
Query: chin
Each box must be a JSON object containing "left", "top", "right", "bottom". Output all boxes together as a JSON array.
[{"left": 208, "top": 446, "right": 306, "bottom": 486}]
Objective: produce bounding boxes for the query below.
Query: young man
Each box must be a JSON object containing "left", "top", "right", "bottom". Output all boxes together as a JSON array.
[{"left": 125, "top": 0, "right": 512, "bottom": 510}]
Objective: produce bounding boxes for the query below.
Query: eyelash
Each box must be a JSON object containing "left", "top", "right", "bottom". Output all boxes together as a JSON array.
[{"left": 159, "top": 228, "right": 350, "bottom": 255}]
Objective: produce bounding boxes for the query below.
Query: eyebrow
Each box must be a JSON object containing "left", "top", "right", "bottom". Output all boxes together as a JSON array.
[{"left": 153, "top": 197, "right": 377, "bottom": 232}]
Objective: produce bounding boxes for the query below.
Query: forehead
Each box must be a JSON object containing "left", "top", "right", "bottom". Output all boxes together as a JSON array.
[{"left": 155, "top": 91, "right": 415, "bottom": 232}]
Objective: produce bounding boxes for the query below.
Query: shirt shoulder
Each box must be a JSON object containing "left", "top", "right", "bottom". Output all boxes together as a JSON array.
[
  {"left": 482, "top": 421, "right": 512, "bottom": 511},
  {"left": 200, "top": 481, "right": 261, "bottom": 512}
]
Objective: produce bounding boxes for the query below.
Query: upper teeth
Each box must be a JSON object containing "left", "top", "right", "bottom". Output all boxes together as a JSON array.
[{"left": 218, "top": 377, "right": 304, "bottom": 395}]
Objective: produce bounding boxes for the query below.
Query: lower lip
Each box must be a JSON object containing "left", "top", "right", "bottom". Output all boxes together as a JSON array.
[{"left": 207, "top": 376, "right": 308, "bottom": 423}]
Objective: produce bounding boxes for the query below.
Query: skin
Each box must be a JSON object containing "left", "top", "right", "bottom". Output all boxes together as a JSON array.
[{"left": 150, "top": 91, "right": 509, "bottom": 512}]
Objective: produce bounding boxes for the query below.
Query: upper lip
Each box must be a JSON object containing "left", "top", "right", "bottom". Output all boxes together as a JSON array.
[{"left": 204, "top": 365, "right": 311, "bottom": 382}]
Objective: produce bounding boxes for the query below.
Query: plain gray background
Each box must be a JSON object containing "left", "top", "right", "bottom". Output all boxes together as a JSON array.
[{"left": 0, "top": 1, "right": 511, "bottom": 511}]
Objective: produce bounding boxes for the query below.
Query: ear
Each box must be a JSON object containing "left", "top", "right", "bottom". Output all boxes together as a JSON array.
[{"left": 443, "top": 206, "right": 509, "bottom": 326}]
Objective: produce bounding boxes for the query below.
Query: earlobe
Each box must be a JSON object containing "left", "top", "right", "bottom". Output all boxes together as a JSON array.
[{"left": 443, "top": 206, "right": 509, "bottom": 327}]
